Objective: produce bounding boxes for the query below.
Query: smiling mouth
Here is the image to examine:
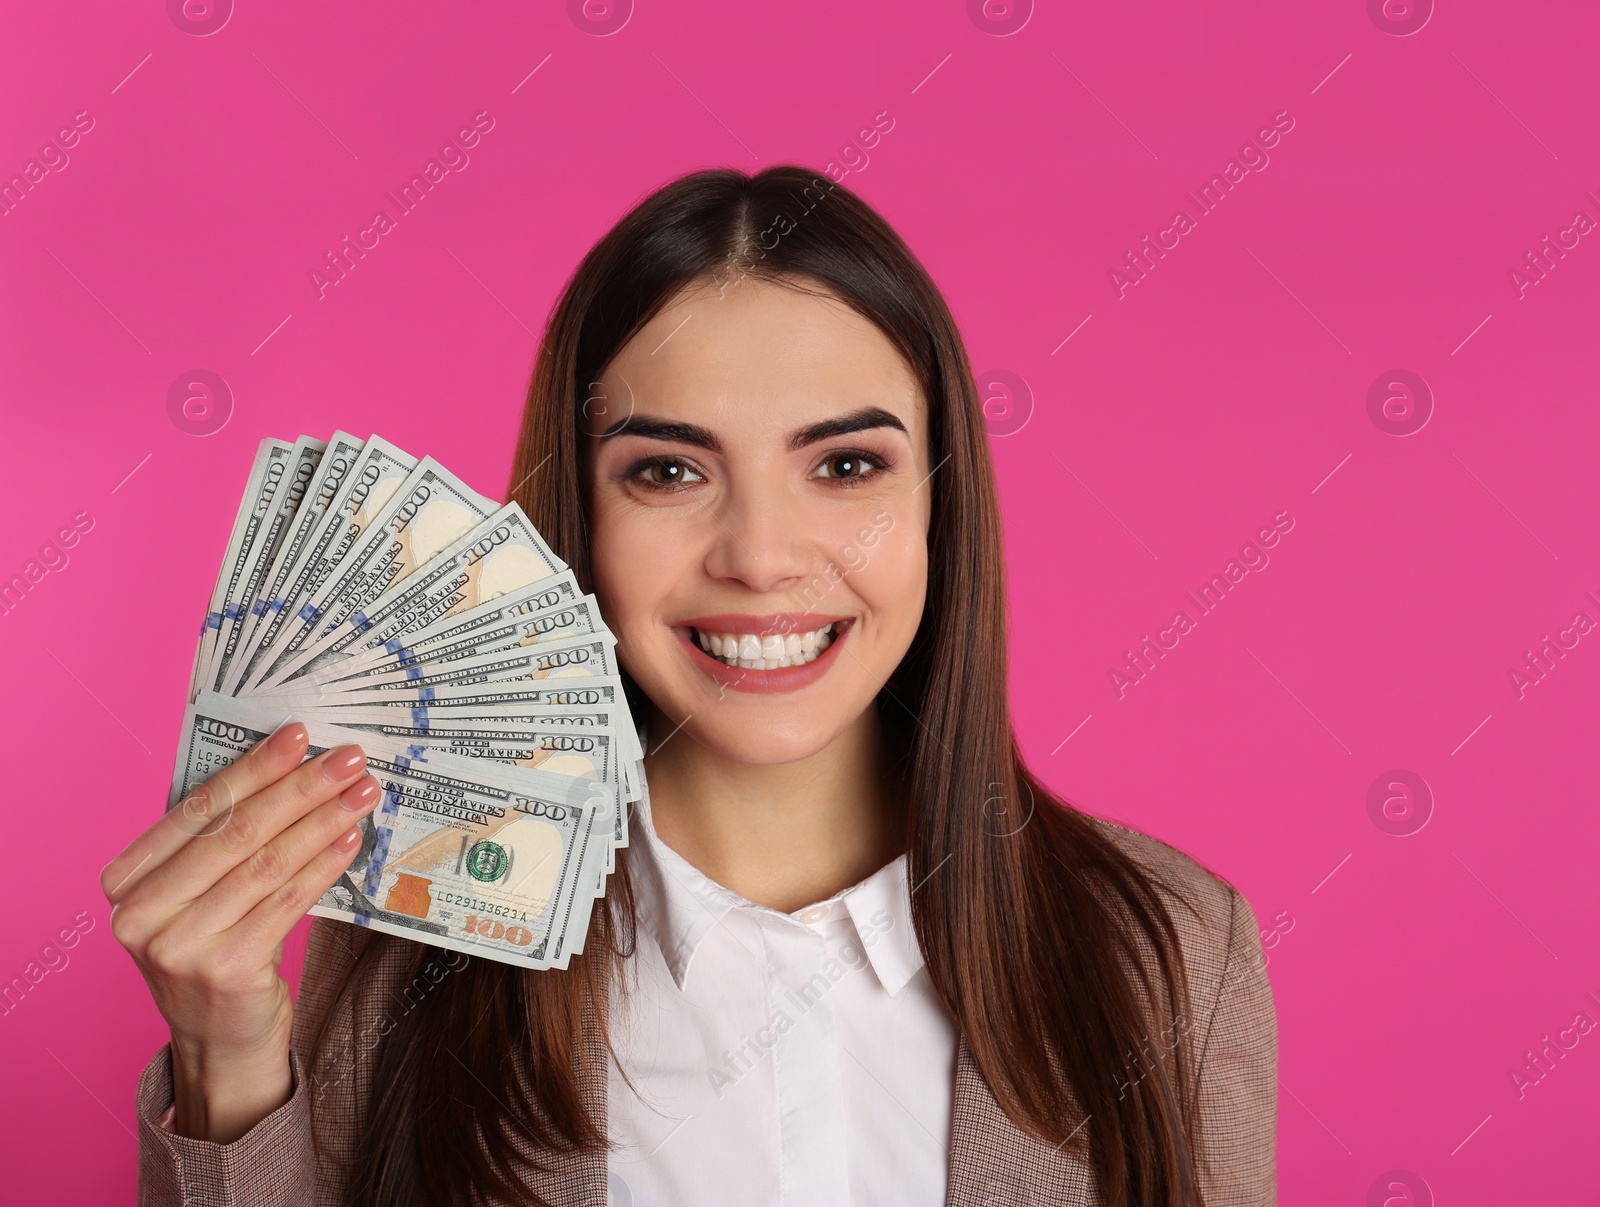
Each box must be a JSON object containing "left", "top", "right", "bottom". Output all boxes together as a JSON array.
[{"left": 688, "top": 621, "right": 840, "bottom": 670}]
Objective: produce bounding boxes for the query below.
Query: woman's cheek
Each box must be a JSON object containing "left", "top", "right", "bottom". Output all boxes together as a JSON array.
[
  {"left": 840, "top": 510, "right": 926, "bottom": 635},
  {"left": 591, "top": 505, "right": 678, "bottom": 633}
]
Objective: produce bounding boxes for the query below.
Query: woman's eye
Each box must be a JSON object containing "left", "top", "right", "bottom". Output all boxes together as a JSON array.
[
  {"left": 631, "top": 458, "right": 704, "bottom": 489},
  {"left": 811, "top": 451, "right": 884, "bottom": 481}
]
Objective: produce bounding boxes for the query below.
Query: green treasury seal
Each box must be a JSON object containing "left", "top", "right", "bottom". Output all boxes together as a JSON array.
[{"left": 465, "top": 839, "right": 509, "bottom": 883}]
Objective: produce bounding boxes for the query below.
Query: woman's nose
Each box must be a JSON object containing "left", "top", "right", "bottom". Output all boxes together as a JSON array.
[{"left": 701, "top": 491, "right": 813, "bottom": 595}]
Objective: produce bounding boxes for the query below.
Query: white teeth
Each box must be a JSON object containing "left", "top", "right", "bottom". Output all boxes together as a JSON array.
[{"left": 693, "top": 623, "right": 839, "bottom": 670}]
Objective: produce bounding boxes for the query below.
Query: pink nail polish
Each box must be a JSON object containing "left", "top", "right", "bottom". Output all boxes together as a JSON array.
[
  {"left": 268, "top": 722, "right": 308, "bottom": 757},
  {"left": 322, "top": 744, "right": 366, "bottom": 781},
  {"left": 339, "top": 777, "right": 380, "bottom": 811}
]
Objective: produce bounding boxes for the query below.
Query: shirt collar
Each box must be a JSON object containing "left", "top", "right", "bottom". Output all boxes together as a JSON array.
[{"left": 625, "top": 758, "right": 926, "bottom": 997}]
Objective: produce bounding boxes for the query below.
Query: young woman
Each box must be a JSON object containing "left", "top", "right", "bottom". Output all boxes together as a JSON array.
[{"left": 108, "top": 165, "right": 1277, "bottom": 1206}]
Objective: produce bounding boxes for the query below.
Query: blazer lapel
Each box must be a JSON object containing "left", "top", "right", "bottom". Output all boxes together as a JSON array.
[{"left": 944, "top": 1035, "right": 1098, "bottom": 1207}]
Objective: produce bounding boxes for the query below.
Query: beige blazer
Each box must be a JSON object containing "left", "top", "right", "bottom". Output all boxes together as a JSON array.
[{"left": 134, "top": 817, "right": 1278, "bottom": 1205}]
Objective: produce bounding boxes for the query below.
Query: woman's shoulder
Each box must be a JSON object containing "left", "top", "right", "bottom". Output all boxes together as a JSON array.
[
  {"left": 1086, "top": 813, "right": 1241, "bottom": 917},
  {"left": 1081, "top": 812, "right": 1269, "bottom": 1018},
  {"left": 1082, "top": 813, "right": 1280, "bottom": 1194}
]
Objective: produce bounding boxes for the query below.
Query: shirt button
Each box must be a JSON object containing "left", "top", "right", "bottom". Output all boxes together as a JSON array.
[{"left": 796, "top": 904, "right": 829, "bottom": 925}]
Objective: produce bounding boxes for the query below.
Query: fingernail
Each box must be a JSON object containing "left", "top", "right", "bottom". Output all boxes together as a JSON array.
[
  {"left": 322, "top": 744, "right": 366, "bottom": 781},
  {"left": 339, "top": 776, "right": 380, "bottom": 811},
  {"left": 269, "top": 722, "right": 308, "bottom": 757}
]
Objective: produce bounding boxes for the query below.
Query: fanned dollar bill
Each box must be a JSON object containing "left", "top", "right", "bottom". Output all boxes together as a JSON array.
[
  {"left": 262, "top": 503, "right": 567, "bottom": 691},
  {"left": 273, "top": 574, "right": 590, "bottom": 692},
  {"left": 198, "top": 436, "right": 325, "bottom": 699},
  {"left": 188, "top": 438, "right": 297, "bottom": 703},
  {"left": 252, "top": 457, "right": 501, "bottom": 689},
  {"left": 232, "top": 435, "right": 420, "bottom": 695},
  {"left": 174, "top": 433, "right": 640, "bottom": 970},
  {"left": 220, "top": 431, "right": 367, "bottom": 698}
]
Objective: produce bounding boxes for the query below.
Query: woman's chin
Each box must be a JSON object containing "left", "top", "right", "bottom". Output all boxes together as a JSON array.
[{"left": 646, "top": 702, "right": 863, "bottom": 768}]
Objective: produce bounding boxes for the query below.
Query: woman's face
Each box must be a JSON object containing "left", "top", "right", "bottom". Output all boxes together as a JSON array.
[{"left": 586, "top": 275, "right": 931, "bottom": 765}]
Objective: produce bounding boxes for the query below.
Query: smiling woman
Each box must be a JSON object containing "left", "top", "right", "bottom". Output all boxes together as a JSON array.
[
  {"left": 587, "top": 281, "right": 930, "bottom": 737},
  {"left": 127, "top": 165, "right": 1277, "bottom": 1207}
]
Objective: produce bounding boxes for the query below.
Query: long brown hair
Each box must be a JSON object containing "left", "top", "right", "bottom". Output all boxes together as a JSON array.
[{"left": 317, "top": 165, "right": 1206, "bottom": 1206}]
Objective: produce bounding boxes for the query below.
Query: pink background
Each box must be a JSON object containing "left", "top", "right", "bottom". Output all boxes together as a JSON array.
[{"left": 2, "top": 1, "right": 1596, "bottom": 1202}]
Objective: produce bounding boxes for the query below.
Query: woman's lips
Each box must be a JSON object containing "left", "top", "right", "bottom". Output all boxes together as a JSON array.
[
  {"left": 675, "top": 616, "right": 852, "bottom": 694},
  {"left": 678, "top": 613, "right": 850, "bottom": 637}
]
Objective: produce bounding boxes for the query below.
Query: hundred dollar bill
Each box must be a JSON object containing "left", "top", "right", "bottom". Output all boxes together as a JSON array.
[
  {"left": 234, "top": 435, "right": 419, "bottom": 693},
  {"left": 188, "top": 439, "right": 297, "bottom": 703},
  {"left": 266, "top": 503, "right": 567, "bottom": 690},
  {"left": 221, "top": 431, "right": 366, "bottom": 697},
  {"left": 252, "top": 458, "right": 498, "bottom": 689},
  {"left": 272, "top": 677, "right": 640, "bottom": 756},
  {"left": 200, "top": 437, "right": 325, "bottom": 697},
  {"left": 295, "top": 715, "right": 630, "bottom": 873},
  {"left": 277, "top": 575, "right": 589, "bottom": 692},
  {"left": 344, "top": 721, "right": 616, "bottom": 784},
  {"left": 267, "top": 697, "right": 641, "bottom": 806},
  {"left": 295, "top": 633, "right": 620, "bottom": 698},
  {"left": 171, "top": 693, "right": 613, "bottom": 969}
]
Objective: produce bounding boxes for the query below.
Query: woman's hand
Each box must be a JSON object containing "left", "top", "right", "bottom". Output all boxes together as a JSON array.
[{"left": 102, "top": 721, "right": 380, "bottom": 1143}]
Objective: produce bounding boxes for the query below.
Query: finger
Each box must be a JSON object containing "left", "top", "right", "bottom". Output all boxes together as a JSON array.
[
  {"left": 184, "top": 775, "right": 383, "bottom": 935},
  {"left": 134, "top": 742, "right": 369, "bottom": 907},
  {"left": 229, "top": 817, "right": 371, "bottom": 954},
  {"left": 101, "top": 721, "right": 310, "bottom": 906}
]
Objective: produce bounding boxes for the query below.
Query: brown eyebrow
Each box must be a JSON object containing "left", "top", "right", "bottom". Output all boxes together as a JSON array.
[
  {"left": 598, "top": 405, "right": 907, "bottom": 453},
  {"left": 597, "top": 416, "right": 721, "bottom": 452},
  {"left": 787, "top": 406, "right": 907, "bottom": 451}
]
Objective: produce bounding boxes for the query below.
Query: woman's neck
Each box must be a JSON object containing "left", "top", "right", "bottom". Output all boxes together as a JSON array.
[{"left": 641, "top": 704, "right": 907, "bottom": 913}]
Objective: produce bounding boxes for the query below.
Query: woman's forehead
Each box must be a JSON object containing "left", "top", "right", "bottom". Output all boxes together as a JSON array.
[{"left": 599, "top": 277, "right": 926, "bottom": 439}]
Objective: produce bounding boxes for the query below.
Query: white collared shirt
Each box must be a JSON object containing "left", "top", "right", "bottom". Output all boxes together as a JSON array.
[{"left": 606, "top": 768, "right": 958, "bottom": 1206}]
